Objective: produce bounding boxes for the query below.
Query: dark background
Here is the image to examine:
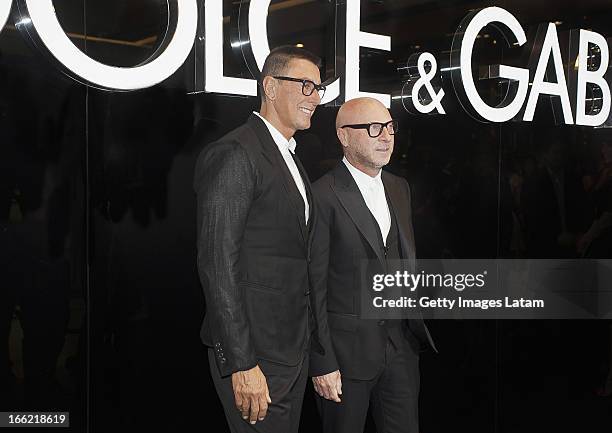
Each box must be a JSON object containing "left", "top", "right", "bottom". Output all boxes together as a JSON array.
[{"left": 1, "top": 0, "right": 612, "bottom": 431}]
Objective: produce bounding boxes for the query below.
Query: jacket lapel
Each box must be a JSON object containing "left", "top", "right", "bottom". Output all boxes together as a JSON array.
[
  {"left": 247, "top": 115, "right": 308, "bottom": 244},
  {"left": 383, "top": 172, "right": 438, "bottom": 352},
  {"left": 331, "top": 163, "right": 385, "bottom": 266},
  {"left": 292, "top": 152, "right": 314, "bottom": 226},
  {"left": 292, "top": 152, "right": 317, "bottom": 257},
  {"left": 382, "top": 171, "right": 416, "bottom": 272}
]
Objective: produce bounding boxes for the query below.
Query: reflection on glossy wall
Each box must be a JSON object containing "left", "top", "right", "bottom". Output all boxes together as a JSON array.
[{"left": 1, "top": 0, "right": 612, "bottom": 432}]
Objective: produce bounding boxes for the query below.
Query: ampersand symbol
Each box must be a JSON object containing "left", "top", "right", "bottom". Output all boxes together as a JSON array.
[{"left": 411, "top": 52, "right": 445, "bottom": 114}]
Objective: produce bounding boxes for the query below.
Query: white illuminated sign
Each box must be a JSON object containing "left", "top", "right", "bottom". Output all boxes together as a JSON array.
[
  {"left": 0, "top": 0, "right": 11, "bottom": 32},
  {"left": 451, "top": 7, "right": 529, "bottom": 123},
  {"left": 204, "top": 0, "right": 257, "bottom": 96},
  {"left": 5, "top": 2, "right": 612, "bottom": 126},
  {"left": 320, "top": 75, "right": 341, "bottom": 105},
  {"left": 576, "top": 30, "right": 611, "bottom": 126},
  {"left": 256, "top": 0, "right": 341, "bottom": 105},
  {"left": 523, "top": 23, "right": 573, "bottom": 123},
  {"left": 21, "top": 0, "right": 198, "bottom": 90},
  {"left": 248, "top": 0, "right": 271, "bottom": 72},
  {"left": 448, "top": 6, "right": 611, "bottom": 126},
  {"left": 402, "top": 52, "right": 445, "bottom": 114},
  {"left": 344, "top": 0, "right": 391, "bottom": 107}
]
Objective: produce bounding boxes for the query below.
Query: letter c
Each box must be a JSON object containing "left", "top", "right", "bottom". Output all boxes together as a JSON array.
[{"left": 241, "top": 0, "right": 339, "bottom": 104}]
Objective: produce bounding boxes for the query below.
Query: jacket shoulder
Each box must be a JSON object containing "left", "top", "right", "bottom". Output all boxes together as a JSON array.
[
  {"left": 198, "top": 123, "right": 259, "bottom": 159},
  {"left": 193, "top": 123, "right": 259, "bottom": 190},
  {"left": 312, "top": 171, "right": 335, "bottom": 196},
  {"left": 383, "top": 169, "right": 411, "bottom": 193},
  {"left": 382, "top": 169, "right": 406, "bottom": 184}
]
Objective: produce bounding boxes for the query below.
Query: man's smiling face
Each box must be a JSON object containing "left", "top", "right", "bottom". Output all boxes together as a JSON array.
[{"left": 273, "top": 58, "right": 322, "bottom": 133}]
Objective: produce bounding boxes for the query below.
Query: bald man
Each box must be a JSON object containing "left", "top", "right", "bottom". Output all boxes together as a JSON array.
[{"left": 308, "top": 98, "right": 435, "bottom": 433}]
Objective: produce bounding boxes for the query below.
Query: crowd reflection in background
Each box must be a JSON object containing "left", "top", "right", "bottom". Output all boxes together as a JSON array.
[
  {"left": 582, "top": 137, "right": 612, "bottom": 397},
  {"left": 0, "top": 59, "right": 85, "bottom": 414}
]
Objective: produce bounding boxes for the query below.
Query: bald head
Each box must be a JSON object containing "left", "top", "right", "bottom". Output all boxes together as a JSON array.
[
  {"left": 336, "top": 97, "right": 395, "bottom": 177},
  {"left": 336, "top": 97, "right": 389, "bottom": 129}
]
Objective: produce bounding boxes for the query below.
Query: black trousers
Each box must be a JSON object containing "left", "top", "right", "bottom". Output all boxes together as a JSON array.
[
  {"left": 316, "top": 338, "right": 420, "bottom": 433},
  {"left": 208, "top": 349, "right": 309, "bottom": 433}
]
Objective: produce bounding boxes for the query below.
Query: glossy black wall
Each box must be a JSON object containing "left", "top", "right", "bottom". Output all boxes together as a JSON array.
[{"left": 1, "top": 1, "right": 611, "bottom": 432}]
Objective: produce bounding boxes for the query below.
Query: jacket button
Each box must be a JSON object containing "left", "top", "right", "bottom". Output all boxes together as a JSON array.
[
  {"left": 215, "top": 342, "right": 220, "bottom": 347},
  {"left": 220, "top": 357, "right": 226, "bottom": 363},
  {"left": 378, "top": 320, "right": 386, "bottom": 326}
]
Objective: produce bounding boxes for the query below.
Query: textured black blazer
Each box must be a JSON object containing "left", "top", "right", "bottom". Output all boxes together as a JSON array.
[
  {"left": 309, "top": 162, "right": 435, "bottom": 380},
  {"left": 194, "top": 114, "right": 321, "bottom": 377}
]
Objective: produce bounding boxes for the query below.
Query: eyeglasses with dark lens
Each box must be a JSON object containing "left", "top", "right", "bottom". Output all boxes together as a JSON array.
[
  {"left": 273, "top": 76, "right": 326, "bottom": 99},
  {"left": 340, "top": 120, "right": 398, "bottom": 138}
]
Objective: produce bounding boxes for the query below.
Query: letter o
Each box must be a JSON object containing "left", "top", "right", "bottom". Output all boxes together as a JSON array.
[{"left": 20, "top": 0, "right": 198, "bottom": 90}]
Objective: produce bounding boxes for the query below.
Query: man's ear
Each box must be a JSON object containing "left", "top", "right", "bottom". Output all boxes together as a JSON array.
[
  {"left": 337, "top": 127, "right": 349, "bottom": 149},
  {"left": 262, "top": 76, "right": 277, "bottom": 101}
]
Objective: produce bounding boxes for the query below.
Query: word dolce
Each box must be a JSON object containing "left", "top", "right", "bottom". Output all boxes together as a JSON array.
[{"left": 8, "top": 0, "right": 388, "bottom": 106}]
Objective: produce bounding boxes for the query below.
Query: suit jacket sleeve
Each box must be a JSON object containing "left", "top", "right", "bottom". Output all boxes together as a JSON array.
[
  {"left": 309, "top": 187, "right": 340, "bottom": 376},
  {"left": 195, "top": 140, "right": 258, "bottom": 376},
  {"left": 403, "top": 179, "right": 416, "bottom": 258}
]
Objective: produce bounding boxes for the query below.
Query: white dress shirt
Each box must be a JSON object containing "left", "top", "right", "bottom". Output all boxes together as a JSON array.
[
  {"left": 254, "top": 112, "right": 309, "bottom": 224},
  {"left": 343, "top": 157, "right": 391, "bottom": 245}
]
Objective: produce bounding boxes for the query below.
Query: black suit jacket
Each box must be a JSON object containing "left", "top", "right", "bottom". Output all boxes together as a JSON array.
[
  {"left": 194, "top": 114, "right": 322, "bottom": 377},
  {"left": 309, "top": 162, "right": 435, "bottom": 380}
]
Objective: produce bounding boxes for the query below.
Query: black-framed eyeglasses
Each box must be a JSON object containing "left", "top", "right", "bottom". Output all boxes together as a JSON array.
[
  {"left": 340, "top": 120, "right": 398, "bottom": 138},
  {"left": 273, "top": 76, "right": 326, "bottom": 99}
]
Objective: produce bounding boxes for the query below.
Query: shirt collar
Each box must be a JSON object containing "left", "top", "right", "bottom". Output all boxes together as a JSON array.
[
  {"left": 342, "top": 156, "right": 382, "bottom": 187},
  {"left": 254, "top": 112, "right": 297, "bottom": 154}
]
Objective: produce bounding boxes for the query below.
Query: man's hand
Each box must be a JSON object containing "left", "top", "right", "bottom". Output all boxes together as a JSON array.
[
  {"left": 231, "top": 365, "right": 272, "bottom": 424},
  {"left": 312, "top": 370, "right": 342, "bottom": 402}
]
